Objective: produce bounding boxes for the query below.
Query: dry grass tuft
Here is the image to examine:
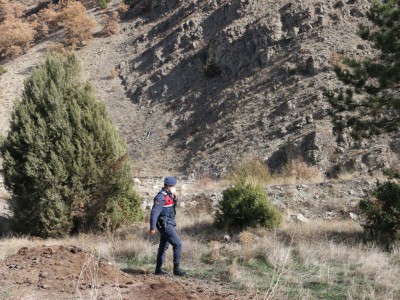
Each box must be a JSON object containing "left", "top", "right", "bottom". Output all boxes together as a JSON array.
[
  {"left": 281, "top": 159, "right": 322, "bottom": 182},
  {"left": 238, "top": 231, "right": 258, "bottom": 246},
  {"left": 227, "top": 156, "right": 271, "bottom": 185},
  {"left": 109, "top": 66, "right": 119, "bottom": 78},
  {"left": 46, "top": 42, "right": 67, "bottom": 55},
  {"left": 329, "top": 52, "right": 349, "bottom": 71}
]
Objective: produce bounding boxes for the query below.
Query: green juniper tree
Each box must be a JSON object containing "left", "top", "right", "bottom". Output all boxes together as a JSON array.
[
  {"left": 359, "top": 181, "right": 400, "bottom": 248},
  {"left": 328, "top": 0, "right": 400, "bottom": 137},
  {"left": 1, "top": 53, "right": 142, "bottom": 237},
  {"left": 215, "top": 180, "right": 281, "bottom": 230}
]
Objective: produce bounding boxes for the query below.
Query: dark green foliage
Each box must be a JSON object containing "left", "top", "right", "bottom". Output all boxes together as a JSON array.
[
  {"left": 359, "top": 181, "right": 400, "bottom": 246},
  {"left": 1, "top": 53, "right": 143, "bottom": 237},
  {"left": 215, "top": 181, "right": 282, "bottom": 230},
  {"left": 99, "top": 0, "right": 108, "bottom": 9},
  {"left": 204, "top": 56, "right": 222, "bottom": 78},
  {"left": 329, "top": 0, "right": 400, "bottom": 136},
  {"left": 0, "top": 66, "right": 6, "bottom": 76}
]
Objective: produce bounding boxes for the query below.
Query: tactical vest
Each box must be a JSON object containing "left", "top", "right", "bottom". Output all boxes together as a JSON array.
[{"left": 157, "top": 191, "right": 176, "bottom": 228}]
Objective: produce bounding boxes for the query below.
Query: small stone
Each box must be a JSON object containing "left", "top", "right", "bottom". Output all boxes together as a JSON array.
[
  {"left": 349, "top": 213, "right": 359, "bottom": 220},
  {"left": 291, "top": 214, "right": 309, "bottom": 223}
]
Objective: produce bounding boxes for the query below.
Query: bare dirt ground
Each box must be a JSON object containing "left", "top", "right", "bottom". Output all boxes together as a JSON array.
[{"left": 0, "top": 245, "right": 234, "bottom": 300}]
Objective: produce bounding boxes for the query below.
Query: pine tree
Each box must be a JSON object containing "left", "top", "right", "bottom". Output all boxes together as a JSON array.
[
  {"left": 1, "top": 53, "right": 142, "bottom": 237},
  {"left": 329, "top": 0, "right": 400, "bottom": 137}
]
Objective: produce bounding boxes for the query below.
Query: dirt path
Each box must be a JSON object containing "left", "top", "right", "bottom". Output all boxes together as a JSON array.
[{"left": 0, "top": 245, "right": 234, "bottom": 300}]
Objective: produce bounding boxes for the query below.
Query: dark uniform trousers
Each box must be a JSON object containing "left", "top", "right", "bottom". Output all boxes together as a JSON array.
[{"left": 157, "top": 224, "right": 182, "bottom": 265}]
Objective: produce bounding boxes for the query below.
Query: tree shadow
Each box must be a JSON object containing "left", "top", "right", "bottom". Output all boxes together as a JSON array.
[{"left": 0, "top": 215, "right": 14, "bottom": 237}]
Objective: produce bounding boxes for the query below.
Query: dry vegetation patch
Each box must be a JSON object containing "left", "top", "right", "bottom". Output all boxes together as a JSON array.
[
  {"left": 0, "top": 0, "right": 98, "bottom": 59},
  {"left": 0, "top": 214, "right": 399, "bottom": 299}
]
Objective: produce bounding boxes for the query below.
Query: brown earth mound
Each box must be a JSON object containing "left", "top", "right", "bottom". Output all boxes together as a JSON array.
[{"left": 0, "top": 245, "right": 230, "bottom": 300}]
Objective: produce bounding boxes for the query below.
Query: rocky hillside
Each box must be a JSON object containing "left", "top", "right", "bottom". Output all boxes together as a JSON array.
[
  {"left": 1, "top": 0, "right": 399, "bottom": 179},
  {"left": 114, "top": 0, "right": 400, "bottom": 178}
]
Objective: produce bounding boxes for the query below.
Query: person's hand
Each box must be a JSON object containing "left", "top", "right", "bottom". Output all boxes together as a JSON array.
[{"left": 149, "top": 229, "right": 156, "bottom": 235}]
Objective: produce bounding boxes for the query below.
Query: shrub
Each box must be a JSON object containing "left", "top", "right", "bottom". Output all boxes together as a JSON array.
[
  {"left": 36, "top": 5, "right": 61, "bottom": 32},
  {"left": 282, "top": 159, "right": 321, "bottom": 181},
  {"left": 359, "top": 181, "right": 400, "bottom": 246},
  {"left": 1, "top": 53, "right": 143, "bottom": 237},
  {"left": 204, "top": 56, "right": 222, "bottom": 77},
  {"left": 215, "top": 181, "right": 282, "bottom": 230},
  {"left": 0, "top": 66, "right": 7, "bottom": 76},
  {"left": 60, "top": 1, "right": 96, "bottom": 47},
  {"left": 0, "top": 17, "right": 35, "bottom": 58},
  {"left": 228, "top": 156, "right": 270, "bottom": 185},
  {"left": 117, "top": 2, "right": 130, "bottom": 14},
  {"left": 46, "top": 42, "right": 67, "bottom": 55},
  {"left": 102, "top": 12, "right": 120, "bottom": 36},
  {"left": 0, "top": 0, "right": 24, "bottom": 22},
  {"left": 99, "top": 0, "right": 108, "bottom": 9}
]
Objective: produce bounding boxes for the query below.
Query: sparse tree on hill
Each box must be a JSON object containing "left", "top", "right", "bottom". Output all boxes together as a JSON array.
[
  {"left": 1, "top": 53, "right": 143, "bottom": 237},
  {"left": 329, "top": 0, "right": 400, "bottom": 137}
]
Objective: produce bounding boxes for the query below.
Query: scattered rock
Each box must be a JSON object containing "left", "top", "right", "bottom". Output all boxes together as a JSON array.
[
  {"left": 349, "top": 212, "right": 359, "bottom": 220},
  {"left": 291, "top": 213, "right": 310, "bottom": 223},
  {"left": 223, "top": 235, "right": 231, "bottom": 242}
]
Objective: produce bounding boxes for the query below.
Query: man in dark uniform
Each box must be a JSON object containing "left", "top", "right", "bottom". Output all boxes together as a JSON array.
[{"left": 149, "top": 176, "right": 186, "bottom": 276}]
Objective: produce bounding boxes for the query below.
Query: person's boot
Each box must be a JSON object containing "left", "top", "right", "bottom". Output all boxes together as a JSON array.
[
  {"left": 173, "top": 263, "right": 186, "bottom": 276},
  {"left": 154, "top": 263, "right": 168, "bottom": 275}
]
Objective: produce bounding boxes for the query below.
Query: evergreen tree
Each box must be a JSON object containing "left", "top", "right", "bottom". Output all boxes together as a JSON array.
[
  {"left": 328, "top": 0, "right": 400, "bottom": 137},
  {"left": 1, "top": 53, "right": 142, "bottom": 237}
]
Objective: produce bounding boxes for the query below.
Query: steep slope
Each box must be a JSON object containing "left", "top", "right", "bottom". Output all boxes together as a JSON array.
[{"left": 113, "top": 0, "right": 399, "bottom": 178}]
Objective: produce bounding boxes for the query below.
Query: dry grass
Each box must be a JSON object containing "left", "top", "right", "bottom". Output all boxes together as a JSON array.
[
  {"left": 280, "top": 159, "right": 322, "bottom": 182},
  {"left": 225, "top": 156, "right": 324, "bottom": 187},
  {"left": 329, "top": 52, "right": 350, "bottom": 71},
  {"left": 227, "top": 156, "right": 271, "bottom": 185},
  {"left": 0, "top": 213, "right": 399, "bottom": 299},
  {"left": 109, "top": 66, "right": 119, "bottom": 78}
]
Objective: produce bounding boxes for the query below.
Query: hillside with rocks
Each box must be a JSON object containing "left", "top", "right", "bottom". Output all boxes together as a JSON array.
[
  {"left": 0, "top": 0, "right": 399, "bottom": 179},
  {"left": 112, "top": 0, "right": 400, "bottom": 178}
]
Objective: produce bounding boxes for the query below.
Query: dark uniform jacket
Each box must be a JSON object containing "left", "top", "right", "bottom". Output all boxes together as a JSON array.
[{"left": 150, "top": 188, "right": 177, "bottom": 230}]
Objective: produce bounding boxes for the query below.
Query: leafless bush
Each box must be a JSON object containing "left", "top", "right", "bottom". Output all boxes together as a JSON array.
[
  {"left": 102, "top": 12, "right": 120, "bottom": 37},
  {"left": 61, "top": 1, "right": 96, "bottom": 47},
  {"left": 0, "top": 17, "right": 35, "bottom": 58},
  {"left": 0, "top": 0, "right": 24, "bottom": 22}
]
